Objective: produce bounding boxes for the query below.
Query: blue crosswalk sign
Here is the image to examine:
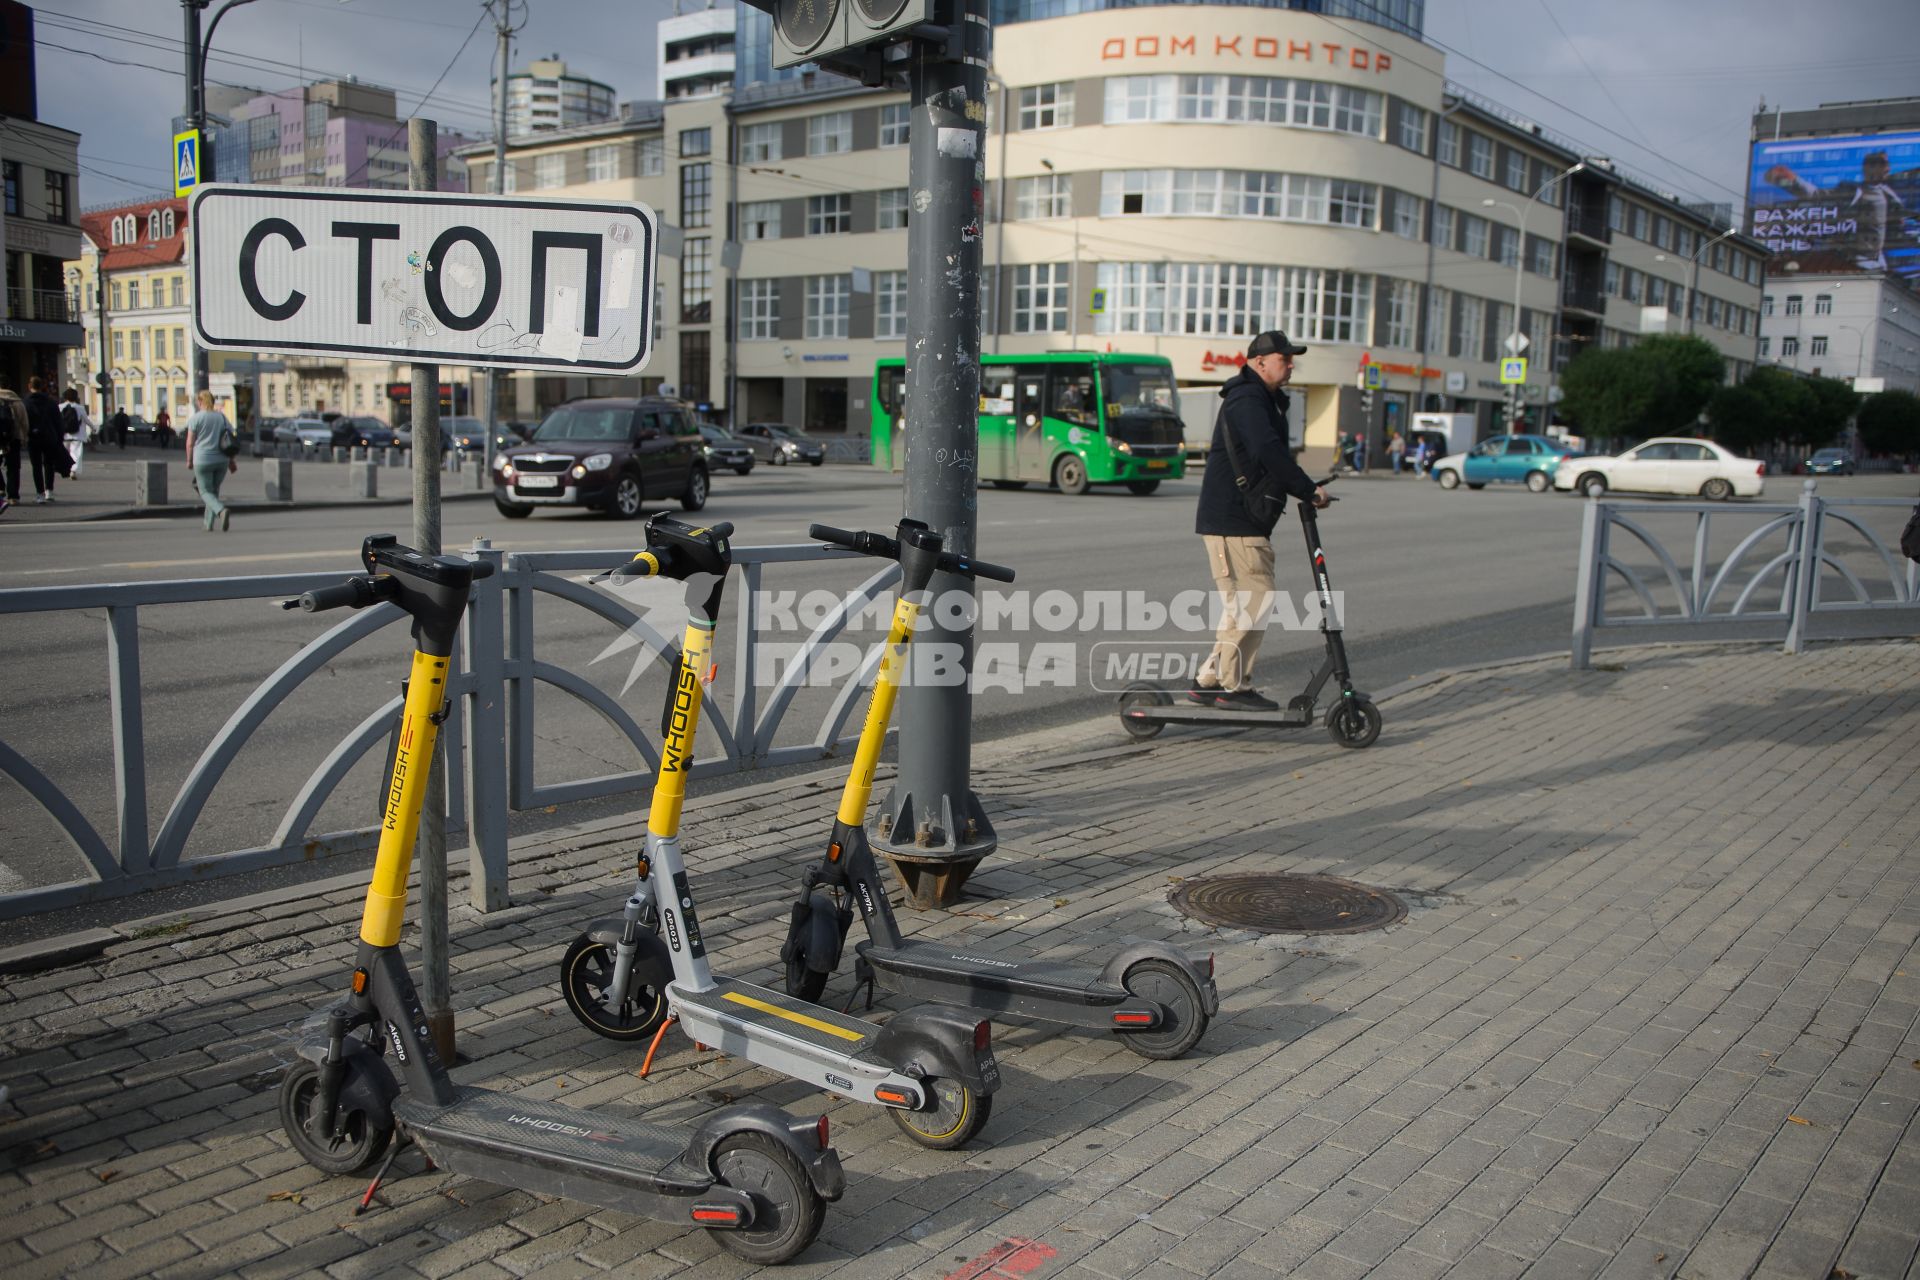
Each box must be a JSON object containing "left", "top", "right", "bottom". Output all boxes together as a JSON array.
[{"left": 174, "top": 130, "right": 200, "bottom": 197}]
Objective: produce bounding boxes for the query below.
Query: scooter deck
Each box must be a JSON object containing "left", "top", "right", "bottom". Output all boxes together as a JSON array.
[
  {"left": 1127, "top": 704, "right": 1316, "bottom": 728},
  {"left": 672, "top": 978, "right": 905, "bottom": 1091},
  {"left": 395, "top": 1087, "right": 726, "bottom": 1214},
  {"left": 857, "top": 940, "right": 1157, "bottom": 1030}
]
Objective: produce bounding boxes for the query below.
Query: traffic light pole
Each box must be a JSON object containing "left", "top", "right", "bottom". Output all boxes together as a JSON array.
[{"left": 872, "top": 0, "right": 995, "bottom": 909}]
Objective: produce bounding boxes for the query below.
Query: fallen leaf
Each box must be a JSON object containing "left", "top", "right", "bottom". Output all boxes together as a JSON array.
[
  {"left": 96, "top": 1169, "right": 117, "bottom": 1183},
  {"left": 1054, "top": 898, "right": 1068, "bottom": 908},
  {"left": 1786, "top": 1115, "right": 1811, "bottom": 1126},
  {"left": 1510, "top": 955, "right": 1523, "bottom": 961},
  {"left": 1336, "top": 911, "right": 1351, "bottom": 918},
  {"left": 1655, "top": 1254, "right": 1666, "bottom": 1263},
  {"left": 267, "top": 1190, "right": 304, "bottom": 1204},
  {"left": 544, "top": 805, "right": 558, "bottom": 814}
]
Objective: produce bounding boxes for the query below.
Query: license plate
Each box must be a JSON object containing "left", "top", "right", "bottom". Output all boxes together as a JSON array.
[
  {"left": 1145, "top": 460, "right": 1169, "bottom": 471},
  {"left": 516, "top": 475, "right": 559, "bottom": 490},
  {"left": 976, "top": 1051, "right": 1000, "bottom": 1090}
]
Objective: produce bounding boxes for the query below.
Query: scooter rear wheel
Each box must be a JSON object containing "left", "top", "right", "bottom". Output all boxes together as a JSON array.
[
  {"left": 1117, "top": 682, "right": 1170, "bottom": 741},
  {"left": 889, "top": 1079, "right": 992, "bottom": 1150},
  {"left": 1325, "top": 698, "right": 1382, "bottom": 749},
  {"left": 1117, "top": 958, "right": 1211, "bottom": 1060},
  {"left": 560, "top": 933, "right": 670, "bottom": 1041},
  {"left": 279, "top": 1060, "right": 393, "bottom": 1175},
  {"left": 709, "top": 1132, "right": 827, "bottom": 1263}
]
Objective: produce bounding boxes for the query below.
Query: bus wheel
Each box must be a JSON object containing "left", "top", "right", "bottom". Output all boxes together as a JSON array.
[
  {"left": 1053, "top": 455, "right": 1089, "bottom": 496},
  {"left": 991, "top": 479, "right": 1028, "bottom": 490},
  {"left": 1126, "top": 480, "right": 1160, "bottom": 495}
]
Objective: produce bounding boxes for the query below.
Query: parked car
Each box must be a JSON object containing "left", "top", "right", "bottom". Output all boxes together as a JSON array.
[
  {"left": 735, "top": 422, "right": 825, "bottom": 466},
  {"left": 1803, "top": 447, "right": 1856, "bottom": 476},
  {"left": 288, "top": 417, "right": 336, "bottom": 450},
  {"left": 1551, "top": 437, "right": 1766, "bottom": 500},
  {"left": 492, "top": 397, "right": 709, "bottom": 519},
  {"left": 698, "top": 424, "right": 755, "bottom": 475},
  {"left": 345, "top": 416, "right": 396, "bottom": 448},
  {"left": 1430, "top": 433, "right": 1579, "bottom": 493},
  {"left": 444, "top": 416, "right": 490, "bottom": 454}
]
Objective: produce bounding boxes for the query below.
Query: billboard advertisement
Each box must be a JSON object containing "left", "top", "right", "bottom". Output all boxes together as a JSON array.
[{"left": 1748, "top": 129, "right": 1920, "bottom": 278}]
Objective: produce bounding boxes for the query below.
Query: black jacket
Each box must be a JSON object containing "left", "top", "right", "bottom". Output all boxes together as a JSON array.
[
  {"left": 25, "top": 391, "right": 64, "bottom": 446},
  {"left": 1195, "top": 365, "right": 1317, "bottom": 537}
]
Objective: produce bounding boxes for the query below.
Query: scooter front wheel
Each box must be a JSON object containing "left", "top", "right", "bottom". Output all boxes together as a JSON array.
[
  {"left": 1117, "top": 958, "right": 1211, "bottom": 1060},
  {"left": 279, "top": 1060, "right": 393, "bottom": 1175},
  {"left": 889, "top": 1078, "right": 992, "bottom": 1150},
  {"left": 1117, "top": 682, "right": 1170, "bottom": 741},
  {"left": 709, "top": 1132, "right": 827, "bottom": 1263},
  {"left": 1325, "top": 698, "right": 1383, "bottom": 749},
  {"left": 785, "top": 948, "right": 829, "bottom": 1004},
  {"left": 560, "top": 933, "right": 670, "bottom": 1041}
]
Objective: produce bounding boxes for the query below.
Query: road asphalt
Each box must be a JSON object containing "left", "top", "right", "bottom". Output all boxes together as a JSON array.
[{"left": 2, "top": 638, "right": 1915, "bottom": 1279}]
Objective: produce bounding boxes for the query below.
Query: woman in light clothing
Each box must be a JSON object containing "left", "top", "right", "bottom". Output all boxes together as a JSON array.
[
  {"left": 184, "top": 390, "right": 236, "bottom": 531},
  {"left": 60, "top": 387, "right": 94, "bottom": 478}
]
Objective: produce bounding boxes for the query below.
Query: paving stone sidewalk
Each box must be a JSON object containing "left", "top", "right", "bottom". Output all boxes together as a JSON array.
[{"left": 2, "top": 641, "right": 1917, "bottom": 1280}]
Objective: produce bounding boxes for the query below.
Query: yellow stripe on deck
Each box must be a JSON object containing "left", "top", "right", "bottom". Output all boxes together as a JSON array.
[{"left": 721, "top": 991, "right": 864, "bottom": 1042}]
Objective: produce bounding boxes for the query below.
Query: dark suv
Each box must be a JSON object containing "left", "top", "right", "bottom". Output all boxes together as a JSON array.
[{"left": 493, "top": 397, "right": 709, "bottom": 519}]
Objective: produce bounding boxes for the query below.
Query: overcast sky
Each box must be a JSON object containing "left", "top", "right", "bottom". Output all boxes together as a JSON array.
[{"left": 32, "top": 0, "right": 1920, "bottom": 218}]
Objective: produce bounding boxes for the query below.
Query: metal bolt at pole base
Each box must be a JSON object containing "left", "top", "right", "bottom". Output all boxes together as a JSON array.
[{"left": 870, "top": 2, "right": 996, "bottom": 910}]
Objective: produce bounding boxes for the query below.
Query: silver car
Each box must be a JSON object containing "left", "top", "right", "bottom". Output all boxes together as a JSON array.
[{"left": 735, "top": 422, "right": 825, "bottom": 466}]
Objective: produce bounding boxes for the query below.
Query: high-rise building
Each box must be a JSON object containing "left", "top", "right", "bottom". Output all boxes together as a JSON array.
[
  {"left": 1, "top": 0, "right": 83, "bottom": 395},
  {"left": 498, "top": 57, "right": 615, "bottom": 135},
  {"left": 659, "top": 4, "right": 736, "bottom": 100},
  {"left": 208, "top": 79, "right": 470, "bottom": 190}
]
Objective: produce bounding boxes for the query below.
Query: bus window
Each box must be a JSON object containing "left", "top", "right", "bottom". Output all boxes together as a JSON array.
[
  {"left": 1050, "top": 366, "right": 1097, "bottom": 427},
  {"left": 878, "top": 366, "right": 906, "bottom": 418},
  {"left": 980, "top": 370, "right": 1015, "bottom": 417}
]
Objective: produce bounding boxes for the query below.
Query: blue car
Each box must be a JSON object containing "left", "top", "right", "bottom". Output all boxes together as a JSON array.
[
  {"left": 1804, "top": 448, "right": 1854, "bottom": 476},
  {"left": 1431, "top": 433, "right": 1578, "bottom": 493}
]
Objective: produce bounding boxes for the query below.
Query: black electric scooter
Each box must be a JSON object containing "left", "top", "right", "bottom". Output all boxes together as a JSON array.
[
  {"left": 780, "top": 522, "right": 1221, "bottom": 1057},
  {"left": 1116, "top": 480, "right": 1381, "bottom": 747},
  {"left": 277, "top": 535, "right": 842, "bottom": 1265}
]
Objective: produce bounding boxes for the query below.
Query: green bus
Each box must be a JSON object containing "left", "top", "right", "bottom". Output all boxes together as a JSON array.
[{"left": 871, "top": 352, "right": 1187, "bottom": 495}]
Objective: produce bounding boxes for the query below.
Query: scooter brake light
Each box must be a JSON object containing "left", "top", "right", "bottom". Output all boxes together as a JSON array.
[
  {"left": 691, "top": 1203, "right": 743, "bottom": 1224},
  {"left": 1112, "top": 1012, "right": 1155, "bottom": 1026},
  {"left": 1207, "top": 953, "right": 1215, "bottom": 978},
  {"left": 874, "top": 1086, "right": 913, "bottom": 1106},
  {"left": 816, "top": 1114, "right": 830, "bottom": 1151},
  {"left": 973, "top": 1020, "right": 992, "bottom": 1052}
]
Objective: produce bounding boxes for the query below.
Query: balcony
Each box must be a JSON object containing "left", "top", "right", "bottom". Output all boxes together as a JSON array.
[
  {"left": 6, "top": 287, "right": 74, "bottom": 323},
  {"left": 1564, "top": 208, "right": 1611, "bottom": 247},
  {"left": 1561, "top": 285, "right": 1608, "bottom": 319}
]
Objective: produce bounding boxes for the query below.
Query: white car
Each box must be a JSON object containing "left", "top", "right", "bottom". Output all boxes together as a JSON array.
[{"left": 1552, "top": 437, "right": 1766, "bottom": 500}]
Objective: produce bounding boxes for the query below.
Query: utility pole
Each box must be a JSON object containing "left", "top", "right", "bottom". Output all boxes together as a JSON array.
[
  {"left": 481, "top": 0, "right": 528, "bottom": 469},
  {"left": 182, "top": 0, "right": 258, "bottom": 397},
  {"left": 873, "top": 0, "right": 995, "bottom": 907}
]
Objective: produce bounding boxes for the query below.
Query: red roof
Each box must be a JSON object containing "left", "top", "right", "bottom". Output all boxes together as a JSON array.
[{"left": 80, "top": 197, "right": 188, "bottom": 272}]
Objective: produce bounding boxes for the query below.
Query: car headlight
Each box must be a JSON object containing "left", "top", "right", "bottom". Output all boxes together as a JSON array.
[
  {"left": 582, "top": 453, "right": 613, "bottom": 471},
  {"left": 1115, "top": 440, "right": 1133, "bottom": 455},
  {"left": 499, "top": 461, "right": 515, "bottom": 478},
  {"left": 782, "top": 441, "right": 798, "bottom": 454}
]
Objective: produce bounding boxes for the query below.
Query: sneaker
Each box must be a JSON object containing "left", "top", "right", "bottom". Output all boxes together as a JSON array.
[
  {"left": 34, "top": 494, "right": 48, "bottom": 504},
  {"left": 1187, "top": 684, "right": 1224, "bottom": 707},
  {"left": 220, "top": 509, "right": 231, "bottom": 532},
  {"left": 1218, "top": 689, "right": 1281, "bottom": 713},
  {"left": 0, "top": 495, "right": 9, "bottom": 515}
]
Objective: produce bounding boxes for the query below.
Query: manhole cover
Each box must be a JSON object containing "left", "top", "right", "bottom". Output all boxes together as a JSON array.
[{"left": 1169, "top": 874, "right": 1406, "bottom": 935}]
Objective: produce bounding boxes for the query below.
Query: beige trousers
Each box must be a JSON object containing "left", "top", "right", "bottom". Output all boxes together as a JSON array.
[{"left": 1198, "top": 534, "right": 1276, "bottom": 692}]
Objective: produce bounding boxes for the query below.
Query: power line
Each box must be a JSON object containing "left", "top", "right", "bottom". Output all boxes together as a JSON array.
[{"left": 340, "top": 6, "right": 493, "bottom": 186}]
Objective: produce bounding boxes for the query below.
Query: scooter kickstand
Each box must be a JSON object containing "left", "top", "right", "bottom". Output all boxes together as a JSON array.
[
  {"left": 844, "top": 959, "right": 876, "bottom": 1014},
  {"left": 639, "top": 1013, "right": 677, "bottom": 1079},
  {"left": 354, "top": 1132, "right": 415, "bottom": 1216}
]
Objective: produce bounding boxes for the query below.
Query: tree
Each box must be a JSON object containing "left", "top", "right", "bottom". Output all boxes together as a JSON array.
[
  {"left": 1705, "top": 383, "right": 1774, "bottom": 456},
  {"left": 1738, "top": 366, "right": 1819, "bottom": 450},
  {"left": 1797, "top": 376, "right": 1860, "bottom": 449},
  {"left": 1558, "top": 347, "right": 1661, "bottom": 444},
  {"left": 1856, "top": 389, "right": 1920, "bottom": 459},
  {"left": 1635, "top": 334, "right": 1726, "bottom": 436}
]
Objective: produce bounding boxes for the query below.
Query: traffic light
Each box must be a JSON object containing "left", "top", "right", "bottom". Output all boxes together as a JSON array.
[{"left": 742, "top": 0, "right": 938, "bottom": 78}]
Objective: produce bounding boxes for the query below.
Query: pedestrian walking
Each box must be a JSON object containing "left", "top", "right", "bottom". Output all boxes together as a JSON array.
[
  {"left": 0, "top": 377, "right": 27, "bottom": 515},
  {"left": 1387, "top": 428, "right": 1405, "bottom": 474},
  {"left": 60, "top": 387, "right": 95, "bottom": 479},
  {"left": 1353, "top": 428, "right": 1369, "bottom": 474},
  {"left": 185, "top": 390, "right": 237, "bottom": 532},
  {"left": 110, "top": 407, "right": 129, "bottom": 449},
  {"left": 24, "top": 375, "right": 67, "bottom": 503},
  {"left": 1189, "top": 330, "right": 1330, "bottom": 711},
  {"left": 154, "top": 407, "right": 174, "bottom": 450}
]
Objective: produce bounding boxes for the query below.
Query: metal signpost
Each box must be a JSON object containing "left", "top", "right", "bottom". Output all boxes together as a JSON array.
[{"left": 191, "top": 171, "right": 658, "bottom": 1050}]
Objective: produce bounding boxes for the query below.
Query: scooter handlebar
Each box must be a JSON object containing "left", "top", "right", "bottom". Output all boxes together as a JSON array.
[
  {"left": 282, "top": 576, "right": 379, "bottom": 612},
  {"left": 809, "top": 523, "right": 1015, "bottom": 581},
  {"left": 942, "top": 552, "right": 1016, "bottom": 583}
]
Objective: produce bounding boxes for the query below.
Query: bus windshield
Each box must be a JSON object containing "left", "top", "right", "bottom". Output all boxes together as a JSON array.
[{"left": 1104, "top": 363, "right": 1179, "bottom": 423}]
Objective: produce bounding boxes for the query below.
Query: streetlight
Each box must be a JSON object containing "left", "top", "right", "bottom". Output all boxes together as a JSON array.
[
  {"left": 1653, "top": 226, "right": 1737, "bottom": 336},
  {"left": 1482, "top": 159, "right": 1584, "bottom": 430},
  {"left": 1039, "top": 158, "right": 1082, "bottom": 348},
  {"left": 182, "top": 0, "right": 260, "bottom": 396}
]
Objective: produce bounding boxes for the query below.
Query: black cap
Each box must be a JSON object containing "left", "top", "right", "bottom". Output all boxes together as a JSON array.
[{"left": 1247, "top": 330, "right": 1308, "bottom": 359}]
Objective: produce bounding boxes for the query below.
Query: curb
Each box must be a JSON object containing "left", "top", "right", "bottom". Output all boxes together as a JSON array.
[{"left": 7, "top": 489, "right": 496, "bottom": 525}]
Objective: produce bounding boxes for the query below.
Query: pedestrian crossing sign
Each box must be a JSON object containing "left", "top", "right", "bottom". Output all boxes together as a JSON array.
[
  {"left": 1362, "top": 363, "right": 1384, "bottom": 390},
  {"left": 1499, "top": 356, "right": 1527, "bottom": 385},
  {"left": 173, "top": 129, "right": 200, "bottom": 197}
]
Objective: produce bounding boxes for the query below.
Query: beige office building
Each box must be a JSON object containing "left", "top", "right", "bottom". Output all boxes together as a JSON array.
[{"left": 462, "top": 3, "right": 1764, "bottom": 452}]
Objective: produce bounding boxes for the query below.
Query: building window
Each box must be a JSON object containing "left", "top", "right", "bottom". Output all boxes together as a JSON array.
[
  {"left": 129, "top": 281, "right": 141, "bottom": 309},
  {"left": 1432, "top": 205, "right": 1455, "bottom": 250},
  {"left": 174, "top": 326, "right": 184, "bottom": 354},
  {"left": 639, "top": 136, "right": 664, "bottom": 176},
  {"left": 1648, "top": 277, "right": 1667, "bottom": 307},
  {"left": 1012, "top": 263, "right": 1069, "bottom": 333},
  {"left": 586, "top": 144, "right": 619, "bottom": 182},
  {"left": 738, "top": 278, "right": 779, "bottom": 339},
  {"left": 534, "top": 154, "right": 565, "bottom": 188},
  {"left": 1814, "top": 293, "right": 1832, "bottom": 315},
  {"left": 1761, "top": 294, "right": 1774, "bottom": 316},
  {"left": 1384, "top": 278, "right": 1418, "bottom": 348},
  {"left": 44, "top": 170, "right": 70, "bottom": 223},
  {"left": 154, "top": 329, "right": 166, "bottom": 359},
  {"left": 1652, "top": 215, "right": 1672, "bottom": 251},
  {"left": 1085, "top": 261, "right": 1370, "bottom": 344},
  {"left": 112, "top": 282, "right": 123, "bottom": 311},
  {"left": 681, "top": 237, "right": 710, "bottom": 322},
  {"left": 1504, "top": 150, "right": 1526, "bottom": 192},
  {"left": 1759, "top": 336, "right": 1771, "bottom": 357},
  {"left": 805, "top": 274, "right": 850, "bottom": 338},
  {"left": 1497, "top": 226, "right": 1520, "bottom": 268},
  {"left": 739, "top": 200, "right": 781, "bottom": 240},
  {"left": 1785, "top": 294, "right": 1802, "bottom": 316},
  {"left": 1467, "top": 133, "right": 1494, "bottom": 180},
  {"left": 1631, "top": 205, "right": 1649, "bottom": 240},
  {"left": 680, "top": 330, "right": 710, "bottom": 399},
  {"left": 1810, "top": 335, "right": 1828, "bottom": 357},
  {"left": 1437, "top": 120, "right": 1459, "bottom": 167},
  {"left": 1393, "top": 193, "right": 1425, "bottom": 241},
  {"left": 681, "top": 162, "right": 711, "bottom": 229},
  {"left": 1328, "top": 180, "right": 1376, "bottom": 228},
  {"left": 877, "top": 187, "right": 910, "bottom": 230},
  {"left": 1529, "top": 237, "right": 1555, "bottom": 276},
  {"left": 880, "top": 103, "right": 910, "bottom": 148},
  {"left": 1608, "top": 196, "right": 1626, "bottom": 233},
  {"left": 1461, "top": 215, "right": 1489, "bottom": 259},
  {"left": 172, "top": 276, "right": 185, "bottom": 307},
  {"left": 807, "top": 111, "right": 853, "bottom": 156},
  {"left": 130, "top": 331, "right": 142, "bottom": 360},
  {"left": 1019, "top": 82, "right": 1073, "bottom": 130},
  {"left": 1451, "top": 295, "right": 1483, "bottom": 360},
  {"left": 1398, "top": 104, "right": 1428, "bottom": 154},
  {"left": 113, "top": 332, "right": 124, "bottom": 359},
  {"left": 149, "top": 210, "right": 162, "bottom": 240},
  {"left": 1622, "top": 269, "right": 1642, "bottom": 303},
  {"left": 2, "top": 160, "right": 18, "bottom": 216},
  {"left": 680, "top": 127, "right": 711, "bottom": 158},
  {"left": 806, "top": 193, "right": 850, "bottom": 235},
  {"left": 1016, "top": 174, "right": 1071, "bottom": 219},
  {"left": 1781, "top": 335, "right": 1799, "bottom": 357},
  {"left": 739, "top": 121, "right": 782, "bottom": 163},
  {"left": 501, "top": 161, "right": 518, "bottom": 192},
  {"left": 875, "top": 270, "right": 908, "bottom": 339},
  {"left": 1676, "top": 227, "right": 1695, "bottom": 259},
  {"left": 1102, "top": 74, "right": 1381, "bottom": 137}
]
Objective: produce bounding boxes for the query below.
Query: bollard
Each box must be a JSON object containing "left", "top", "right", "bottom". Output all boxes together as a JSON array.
[
  {"left": 469, "top": 457, "right": 489, "bottom": 491},
  {"left": 133, "top": 460, "right": 168, "bottom": 506},
  {"left": 349, "top": 460, "right": 378, "bottom": 499},
  {"left": 263, "top": 457, "right": 293, "bottom": 502},
  {"left": 385, "top": 447, "right": 402, "bottom": 467}
]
